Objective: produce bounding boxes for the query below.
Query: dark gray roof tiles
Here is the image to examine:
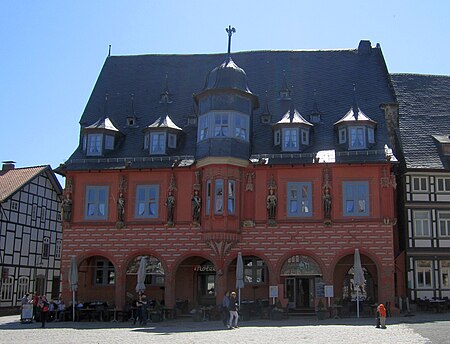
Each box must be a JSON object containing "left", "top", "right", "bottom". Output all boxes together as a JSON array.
[
  {"left": 391, "top": 74, "right": 450, "bottom": 170},
  {"left": 66, "top": 43, "right": 396, "bottom": 170}
]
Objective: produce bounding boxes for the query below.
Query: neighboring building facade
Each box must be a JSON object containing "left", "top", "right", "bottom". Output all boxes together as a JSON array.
[
  {"left": 391, "top": 74, "right": 450, "bottom": 302},
  {"left": 0, "top": 162, "right": 63, "bottom": 307},
  {"left": 59, "top": 38, "right": 399, "bottom": 314}
]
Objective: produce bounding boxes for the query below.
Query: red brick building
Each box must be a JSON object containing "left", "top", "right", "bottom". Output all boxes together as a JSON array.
[{"left": 59, "top": 38, "right": 399, "bottom": 316}]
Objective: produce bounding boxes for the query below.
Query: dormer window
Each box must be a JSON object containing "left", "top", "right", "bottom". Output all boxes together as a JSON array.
[
  {"left": 82, "top": 117, "right": 122, "bottom": 157},
  {"left": 309, "top": 113, "right": 321, "bottom": 123},
  {"left": 349, "top": 127, "right": 365, "bottom": 149},
  {"left": 273, "top": 109, "right": 313, "bottom": 152},
  {"left": 144, "top": 114, "right": 182, "bottom": 155}
]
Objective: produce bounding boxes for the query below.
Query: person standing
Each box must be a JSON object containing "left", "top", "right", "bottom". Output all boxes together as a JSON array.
[
  {"left": 228, "top": 291, "right": 239, "bottom": 329},
  {"left": 38, "top": 295, "right": 50, "bottom": 328},
  {"left": 140, "top": 294, "right": 148, "bottom": 326},
  {"left": 222, "top": 291, "right": 230, "bottom": 327},
  {"left": 377, "top": 303, "right": 387, "bottom": 329}
]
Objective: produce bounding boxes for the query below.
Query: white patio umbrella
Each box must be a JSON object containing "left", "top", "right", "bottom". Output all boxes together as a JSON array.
[
  {"left": 68, "top": 256, "right": 78, "bottom": 322},
  {"left": 353, "top": 248, "right": 365, "bottom": 318},
  {"left": 135, "top": 257, "right": 147, "bottom": 293},
  {"left": 236, "top": 252, "right": 244, "bottom": 306}
]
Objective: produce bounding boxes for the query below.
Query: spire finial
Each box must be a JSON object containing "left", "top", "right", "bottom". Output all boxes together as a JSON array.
[
  {"left": 108, "top": 45, "right": 111, "bottom": 57},
  {"left": 352, "top": 83, "right": 359, "bottom": 119},
  {"left": 225, "top": 25, "right": 236, "bottom": 55}
]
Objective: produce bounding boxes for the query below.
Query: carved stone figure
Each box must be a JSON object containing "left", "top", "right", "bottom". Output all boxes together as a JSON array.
[
  {"left": 166, "top": 191, "right": 175, "bottom": 224},
  {"left": 323, "top": 187, "right": 332, "bottom": 218},
  {"left": 266, "top": 188, "right": 277, "bottom": 220},
  {"left": 61, "top": 194, "right": 72, "bottom": 222},
  {"left": 117, "top": 193, "right": 125, "bottom": 222},
  {"left": 192, "top": 189, "right": 201, "bottom": 224}
]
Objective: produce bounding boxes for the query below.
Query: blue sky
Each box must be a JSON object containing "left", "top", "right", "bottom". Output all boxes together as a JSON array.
[{"left": 0, "top": 0, "right": 449, "bottom": 184}]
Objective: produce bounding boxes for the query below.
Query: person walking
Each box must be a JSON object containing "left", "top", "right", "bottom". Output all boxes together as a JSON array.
[
  {"left": 377, "top": 303, "right": 387, "bottom": 329},
  {"left": 228, "top": 291, "right": 239, "bottom": 329},
  {"left": 222, "top": 291, "right": 230, "bottom": 327}
]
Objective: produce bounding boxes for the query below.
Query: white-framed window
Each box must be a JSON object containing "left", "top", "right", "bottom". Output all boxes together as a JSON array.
[
  {"left": 17, "top": 277, "right": 29, "bottom": 300},
  {"left": 301, "top": 129, "right": 309, "bottom": 145},
  {"left": 243, "top": 256, "right": 266, "bottom": 284},
  {"left": 215, "top": 179, "right": 224, "bottom": 214},
  {"left": 42, "top": 237, "right": 50, "bottom": 258},
  {"left": 274, "top": 129, "right": 281, "bottom": 145},
  {"left": 368, "top": 127, "right": 375, "bottom": 144},
  {"left": 283, "top": 128, "right": 298, "bottom": 151},
  {"left": 168, "top": 133, "right": 177, "bottom": 148},
  {"left": 95, "top": 259, "right": 115, "bottom": 285},
  {"left": 349, "top": 126, "right": 365, "bottom": 149},
  {"left": 413, "top": 210, "right": 431, "bottom": 237},
  {"left": 85, "top": 186, "right": 109, "bottom": 220},
  {"left": 287, "top": 182, "right": 312, "bottom": 217},
  {"left": 416, "top": 260, "right": 432, "bottom": 288},
  {"left": 412, "top": 176, "right": 428, "bottom": 192},
  {"left": 199, "top": 115, "right": 208, "bottom": 140},
  {"left": 206, "top": 180, "right": 211, "bottom": 215},
  {"left": 135, "top": 185, "right": 158, "bottom": 218},
  {"left": 55, "top": 239, "right": 62, "bottom": 259},
  {"left": 144, "top": 133, "right": 150, "bottom": 150},
  {"left": 0, "top": 276, "right": 13, "bottom": 301},
  {"left": 87, "top": 134, "right": 103, "bottom": 156},
  {"left": 437, "top": 177, "right": 450, "bottom": 193},
  {"left": 197, "top": 111, "right": 249, "bottom": 142},
  {"left": 339, "top": 128, "right": 347, "bottom": 144},
  {"left": 343, "top": 181, "right": 369, "bottom": 216},
  {"left": 440, "top": 260, "right": 450, "bottom": 288},
  {"left": 438, "top": 211, "right": 450, "bottom": 237},
  {"left": 214, "top": 113, "right": 229, "bottom": 137},
  {"left": 234, "top": 115, "right": 248, "bottom": 140},
  {"left": 105, "top": 135, "right": 115, "bottom": 150},
  {"left": 228, "top": 180, "right": 236, "bottom": 214},
  {"left": 150, "top": 132, "right": 166, "bottom": 154}
]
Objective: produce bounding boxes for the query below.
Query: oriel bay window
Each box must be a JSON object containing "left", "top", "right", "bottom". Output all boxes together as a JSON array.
[
  {"left": 197, "top": 111, "right": 249, "bottom": 142},
  {"left": 208, "top": 178, "right": 237, "bottom": 216}
]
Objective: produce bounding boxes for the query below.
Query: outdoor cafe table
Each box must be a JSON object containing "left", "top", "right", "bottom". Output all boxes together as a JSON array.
[
  {"left": 77, "top": 308, "right": 104, "bottom": 322},
  {"left": 429, "top": 299, "right": 446, "bottom": 313}
]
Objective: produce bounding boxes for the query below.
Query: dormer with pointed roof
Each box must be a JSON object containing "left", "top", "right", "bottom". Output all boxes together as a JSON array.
[
  {"left": 82, "top": 115, "right": 123, "bottom": 156},
  {"left": 273, "top": 109, "right": 314, "bottom": 151},
  {"left": 334, "top": 85, "right": 377, "bottom": 150}
]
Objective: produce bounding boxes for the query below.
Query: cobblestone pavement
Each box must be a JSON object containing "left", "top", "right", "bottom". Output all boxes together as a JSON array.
[{"left": 2, "top": 313, "right": 449, "bottom": 344}]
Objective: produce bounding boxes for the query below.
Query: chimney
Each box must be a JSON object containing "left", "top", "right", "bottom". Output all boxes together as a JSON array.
[
  {"left": 2, "top": 161, "right": 16, "bottom": 171},
  {"left": 358, "top": 40, "right": 372, "bottom": 55}
]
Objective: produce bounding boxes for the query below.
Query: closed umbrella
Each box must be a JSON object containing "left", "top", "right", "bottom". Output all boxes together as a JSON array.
[
  {"left": 136, "top": 257, "right": 147, "bottom": 293},
  {"left": 353, "top": 248, "right": 365, "bottom": 318},
  {"left": 236, "top": 252, "right": 244, "bottom": 306},
  {"left": 68, "top": 256, "right": 78, "bottom": 322}
]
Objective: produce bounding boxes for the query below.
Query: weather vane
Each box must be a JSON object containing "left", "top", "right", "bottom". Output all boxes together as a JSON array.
[{"left": 226, "top": 25, "right": 236, "bottom": 55}]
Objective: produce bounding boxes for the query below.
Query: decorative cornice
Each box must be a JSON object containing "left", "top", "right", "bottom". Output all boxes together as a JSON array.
[{"left": 196, "top": 157, "right": 249, "bottom": 168}]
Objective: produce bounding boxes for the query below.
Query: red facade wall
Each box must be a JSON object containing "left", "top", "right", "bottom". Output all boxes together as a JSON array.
[{"left": 61, "top": 162, "right": 397, "bottom": 312}]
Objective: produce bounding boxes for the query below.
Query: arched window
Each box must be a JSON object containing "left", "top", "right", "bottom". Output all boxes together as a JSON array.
[
  {"left": 0, "top": 276, "right": 13, "bottom": 301},
  {"left": 17, "top": 277, "right": 29, "bottom": 300}
]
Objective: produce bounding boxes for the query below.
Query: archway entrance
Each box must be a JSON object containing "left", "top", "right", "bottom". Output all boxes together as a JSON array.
[
  {"left": 281, "top": 255, "right": 323, "bottom": 310},
  {"left": 175, "top": 256, "right": 216, "bottom": 313},
  {"left": 333, "top": 253, "right": 378, "bottom": 315}
]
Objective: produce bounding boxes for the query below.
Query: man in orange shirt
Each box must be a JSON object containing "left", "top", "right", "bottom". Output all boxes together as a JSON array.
[{"left": 377, "top": 303, "right": 387, "bottom": 329}]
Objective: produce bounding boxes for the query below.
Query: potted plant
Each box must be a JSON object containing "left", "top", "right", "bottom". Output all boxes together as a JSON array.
[{"left": 316, "top": 298, "right": 329, "bottom": 320}]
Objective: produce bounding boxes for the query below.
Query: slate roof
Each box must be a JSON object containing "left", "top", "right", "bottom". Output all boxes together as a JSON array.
[
  {"left": 0, "top": 165, "right": 62, "bottom": 203},
  {"left": 64, "top": 41, "right": 396, "bottom": 170},
  {"left": 391, "top": 74, "right": 450, "bottom": 170}
]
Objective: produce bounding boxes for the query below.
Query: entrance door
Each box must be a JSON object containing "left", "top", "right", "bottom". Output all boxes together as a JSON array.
[
  {"left": 285, "top": 277, "right": 313, "bottom": 309},
  {"left": 197, "top": 273, "right": 216, "bottom": 306}
]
